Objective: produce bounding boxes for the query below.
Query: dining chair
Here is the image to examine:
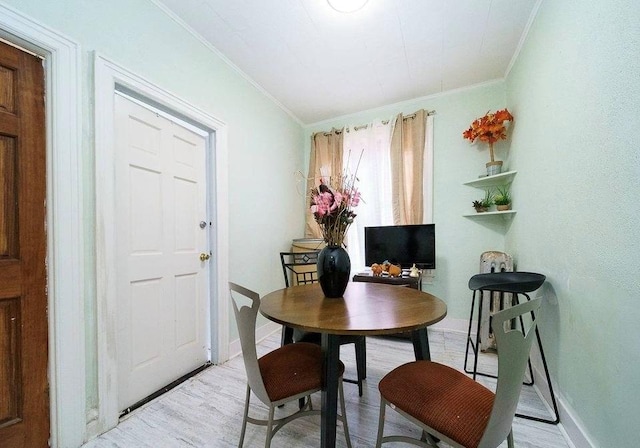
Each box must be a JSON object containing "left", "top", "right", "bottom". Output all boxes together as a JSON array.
[
  {"left": 375, "top": 297, "right": 542, "bottom": 448},
  {"left": 229, "top": 282, "right": 352, "bottom": 448},
  {"left": 279, "top": 251, "right": 367, "bottom": 396}
]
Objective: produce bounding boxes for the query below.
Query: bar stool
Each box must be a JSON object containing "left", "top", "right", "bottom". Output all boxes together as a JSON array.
[{"left": 464, "top": 271, "right": 560, "bottom": 424}]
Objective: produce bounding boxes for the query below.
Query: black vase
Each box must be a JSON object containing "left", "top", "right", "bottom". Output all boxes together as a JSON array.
[{"left": 317, "top": 245, "right": 351, "bottom": 298}]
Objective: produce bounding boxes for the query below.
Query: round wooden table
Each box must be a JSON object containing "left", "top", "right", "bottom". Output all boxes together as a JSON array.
[{"left": 261, "top": 282, "right": 447, "bottom": 448}]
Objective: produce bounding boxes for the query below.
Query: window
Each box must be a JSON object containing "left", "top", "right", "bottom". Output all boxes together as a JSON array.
[{"left": 307, "top": 110, "right": 434, "bottom": 271}]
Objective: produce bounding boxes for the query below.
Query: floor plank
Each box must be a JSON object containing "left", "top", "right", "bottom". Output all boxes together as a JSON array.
[{"left": 83, "top": 330, "right": 571, "bottom": 447}]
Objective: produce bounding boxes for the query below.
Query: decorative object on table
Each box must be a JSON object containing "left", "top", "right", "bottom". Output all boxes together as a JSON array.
[
  {"left": 387, "top": 264, "right": 402, "bottom": 277},
  {"left": 472, "top": 190, "right": 494, "bottom": 213},
  {"left": 463, "top": 108, "right": 514, "bottom": 176},
  {"left": 370, "top": 263, "right": 384, "bottom": 276},
  {"left": 409, "top": 264, "right": 420, "bottom": 278},
  {"left": 310, "top": 156, "right": 362, "bottom": 298},
  {"left": 494, "top": 185, "right": 512, "bottom": 211}
]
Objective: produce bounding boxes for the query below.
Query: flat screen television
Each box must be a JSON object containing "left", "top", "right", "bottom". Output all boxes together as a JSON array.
[{"left": 364, "top": 224, "right": 436, "bottom": 269}]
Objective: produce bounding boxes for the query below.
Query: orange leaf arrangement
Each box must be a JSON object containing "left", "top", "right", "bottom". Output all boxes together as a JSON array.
[{"left": 462, "top": 108, "right": 514, "bottom": 163}]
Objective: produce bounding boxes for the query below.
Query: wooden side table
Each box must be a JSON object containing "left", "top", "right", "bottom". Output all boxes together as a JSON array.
[{"left": 352, "top": 272, "right": 422, "bottom": 290}]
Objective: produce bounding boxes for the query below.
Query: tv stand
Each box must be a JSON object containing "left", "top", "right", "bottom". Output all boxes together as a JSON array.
[{"left": 352, "top": 272, "right": 422, "bottom": 290}]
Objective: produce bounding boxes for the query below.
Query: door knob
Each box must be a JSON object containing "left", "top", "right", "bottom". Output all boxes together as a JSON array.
[{"left": 199, "top": 253, "right": 210, "bottom": 262}]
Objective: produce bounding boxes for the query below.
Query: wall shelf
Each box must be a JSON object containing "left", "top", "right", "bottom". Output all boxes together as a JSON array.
[
  {"left": 464, "top": 171, "right": 517, "bottom": 220},
  {"left": 463, "top": 170, "right": 517, "bottom": 188},
  {"left": 463, "top": 210, "right": 517, "bottom": 218}
]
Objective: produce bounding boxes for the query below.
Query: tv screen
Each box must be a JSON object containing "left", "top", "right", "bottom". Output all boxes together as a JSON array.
[{"left": 364, "top": 224, "right": 436, "bottom": 269}]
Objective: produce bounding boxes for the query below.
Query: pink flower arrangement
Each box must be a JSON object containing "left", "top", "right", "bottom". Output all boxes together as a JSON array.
[{"left": 310, "top": 175, "right": 361, "bottom": 247}]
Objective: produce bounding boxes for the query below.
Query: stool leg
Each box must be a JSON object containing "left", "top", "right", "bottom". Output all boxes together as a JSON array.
[
  {"left": 472, "top": 291, "right": 484, "bottom": 381},
  {"left": 511, "top": 294, "right": 534, "bottom": 386},
  {"left": 515, "top": 293, "right": 560, "bottom": 424},
  {"left": 464, "top": 290, "right": 478, "bottom": 374},
  {"left": 516, "top": 312, "right": 535, "bottom": 386}
]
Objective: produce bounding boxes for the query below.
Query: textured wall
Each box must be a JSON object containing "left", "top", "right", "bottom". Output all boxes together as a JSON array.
[{"left": 505, "top": 0, "right": 640, "bottom": 445}]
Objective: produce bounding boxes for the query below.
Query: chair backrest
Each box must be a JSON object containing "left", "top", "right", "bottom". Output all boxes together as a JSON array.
[
  {"left": 478, "top": 297, "right": 542, "bottom": 448},
  {"left": 228, "top": 282, "right": 271, "bottom": 405},
  {"left": 279, "top": 251, "right": 319, "bottom": 287}
]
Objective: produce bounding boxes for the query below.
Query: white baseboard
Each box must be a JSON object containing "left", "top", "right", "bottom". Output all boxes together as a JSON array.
[
  {"left": 529, "top": 362, "right": 596, "bottom": 448},
  {"left": 430, "top": 316, "right": 471, "bottom": 334},
  {"left": 227, "top": 321, "right": 281, "bottom": 360}
]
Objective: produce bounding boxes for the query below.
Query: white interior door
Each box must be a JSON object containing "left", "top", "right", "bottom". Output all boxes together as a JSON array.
[{"left": 115, "top": 94, "right": 209, "bottom": 411}]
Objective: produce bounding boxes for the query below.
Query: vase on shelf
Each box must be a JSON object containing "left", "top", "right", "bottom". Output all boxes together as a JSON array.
[
  {"left": 486, "top": 160, "right": 503, "bottom": 176},
  {"left": 317, "top": 245, "right": 351, "bottom": 298},
  {"left": 485, "top": 142, "right": 503, "bottom": 176}
]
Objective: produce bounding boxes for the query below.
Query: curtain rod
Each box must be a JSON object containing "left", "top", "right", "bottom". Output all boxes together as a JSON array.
[{"left": 321, "top": 109, "right": 436, "bottom": 135}]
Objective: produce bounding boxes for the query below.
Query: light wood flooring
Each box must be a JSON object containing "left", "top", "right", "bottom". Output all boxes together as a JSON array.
[{"left": 83, "top": 329, "right": 572, "bottom": 448}]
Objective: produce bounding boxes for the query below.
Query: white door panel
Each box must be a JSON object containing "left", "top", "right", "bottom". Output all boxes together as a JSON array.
[{"left": 115, "top": 94, "right": 209, "bottom": 411}]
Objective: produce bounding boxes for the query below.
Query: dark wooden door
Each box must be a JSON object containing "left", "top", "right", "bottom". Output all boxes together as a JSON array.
[{"left": 0, "top": 41, "right": 48, "bottom": 448}]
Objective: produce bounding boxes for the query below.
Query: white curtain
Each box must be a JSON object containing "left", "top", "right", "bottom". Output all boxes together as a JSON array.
[{"left": 343, "top": 120, "right": 394, "bottom": 271}]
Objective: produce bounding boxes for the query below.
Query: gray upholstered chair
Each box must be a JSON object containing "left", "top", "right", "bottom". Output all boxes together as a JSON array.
[
  {"left": 229, "top": 282, "right": 352, "bottom": 448},
  {"left": 375, "top": 298, "right": 542, "bottom": 448}
]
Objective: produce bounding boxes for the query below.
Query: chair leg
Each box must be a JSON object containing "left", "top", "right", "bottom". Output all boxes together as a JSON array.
[
  {"left": 265, "top": 405, "right": 275, "bottom": 448},
  {"left": 472, "top": 290, "right": 484, "bottom": 380},
  {"left": 375, "top": 397, "right": 386, "bottom": 448},
  {"left": 421, "top": 431, "right": 439, "bottom": 447},
  {"left": 281, "top": 327, "right": 295, "bottom": 409},
  {"left": 507, "top": 429, "right": 514, "bottom": 448},
  {"left": 339, "top": 378, "right": 353, "bottom": 448},
  {"left": 281, "top": 325, "right": 294, "bottom": 346},
  {"left": 238, "top": 384, "right": 251, "bottom": 448}
]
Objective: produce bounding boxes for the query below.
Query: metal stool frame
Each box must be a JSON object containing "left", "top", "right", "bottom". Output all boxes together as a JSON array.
[{"left": 464, "top": 272, "right": 560, "bottom": 425}]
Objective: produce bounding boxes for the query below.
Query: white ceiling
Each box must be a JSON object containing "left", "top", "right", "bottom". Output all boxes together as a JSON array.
[{"left": 156, "top": 0, "right": 538, "bottom": 124}]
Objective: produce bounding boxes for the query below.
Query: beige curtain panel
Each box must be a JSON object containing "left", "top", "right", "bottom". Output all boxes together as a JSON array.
[
  {"left": 305, "top": 129, "right": 344, "bottom": 238},
  {"left": 390, "top": 109, "right": 426, "bottom": 225}
]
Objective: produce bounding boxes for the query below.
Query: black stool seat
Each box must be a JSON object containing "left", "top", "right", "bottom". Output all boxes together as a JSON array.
[{"left": 469, "top": 272, "right": 546, "bottom": 293}]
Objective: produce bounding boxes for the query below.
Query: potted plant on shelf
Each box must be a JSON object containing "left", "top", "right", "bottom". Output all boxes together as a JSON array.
[
  {"left": 472, "top": 190, "right": 493, "bottom": 213},
  {"left": 494, "top": 186, "right": 512, "bottom": 211},
  {"left": 462, "top": 108, "right": 514, "bottom": 176}
]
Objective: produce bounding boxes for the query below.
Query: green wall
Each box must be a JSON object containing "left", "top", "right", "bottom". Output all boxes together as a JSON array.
[
  {"left": 2, "top": 0, "right": 305, "bottom": 428},
  {"left": 505, "top": 0, "right": 640, "bottom": 446},
  {"left": 6, "top": 0, "right": 638, "bottom": 445},
  {"left": 304, "top": 81, "right": 511, "bottom": 320}
]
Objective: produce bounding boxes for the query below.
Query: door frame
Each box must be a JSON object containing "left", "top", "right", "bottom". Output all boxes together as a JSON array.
[
  {"left": 0, "top": 4, "right": 85, "bottom": 448},
  {"left": 94, "top": 53, "right": 230, "bottom": 434}
]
